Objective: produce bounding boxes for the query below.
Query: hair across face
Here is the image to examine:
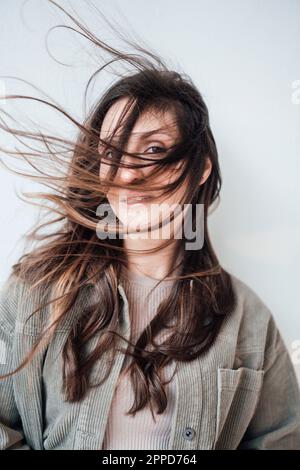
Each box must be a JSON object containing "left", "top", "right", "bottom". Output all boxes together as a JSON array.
[{"left": 98, "top": 97, "right": 191, "bottom": 238}]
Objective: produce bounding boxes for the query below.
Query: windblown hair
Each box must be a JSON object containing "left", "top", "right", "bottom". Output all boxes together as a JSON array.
[{"left": 0, "top": 0, "right": 237, "bottom": 418}]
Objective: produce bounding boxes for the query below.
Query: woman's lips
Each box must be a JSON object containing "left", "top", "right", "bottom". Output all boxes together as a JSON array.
[{"left": 121, "top": 195, "right": 153, "bottom": 205}]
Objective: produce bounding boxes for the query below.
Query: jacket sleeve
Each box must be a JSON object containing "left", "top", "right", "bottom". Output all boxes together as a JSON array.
[
  {"left": 0, "top": 274, "right": 31, "bottom": 450},
  {"left": 238, "top": 314, "right": 300, "bottom": 449}
]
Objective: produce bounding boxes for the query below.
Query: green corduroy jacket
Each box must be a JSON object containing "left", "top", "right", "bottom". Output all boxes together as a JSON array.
[{"left": 0, "top": 272, "right": 300, "bottom": 450}]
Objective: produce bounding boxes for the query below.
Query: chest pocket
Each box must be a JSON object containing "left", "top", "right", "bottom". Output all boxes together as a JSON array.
[{"left": 213, "top": 366, "right": 265, "bottom": 449}]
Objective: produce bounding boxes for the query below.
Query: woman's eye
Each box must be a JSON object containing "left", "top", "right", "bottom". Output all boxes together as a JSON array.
[
  {"left": 146, "top": 146, "right": 166, "bottom": 154},
  {"left": 103, "top": 146, "right": 166, "bottom": 160}
]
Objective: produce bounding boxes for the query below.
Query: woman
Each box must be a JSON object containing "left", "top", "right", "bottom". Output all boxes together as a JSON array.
[{"left": 0, "top": 1, "right": 299, "bottom": 450}]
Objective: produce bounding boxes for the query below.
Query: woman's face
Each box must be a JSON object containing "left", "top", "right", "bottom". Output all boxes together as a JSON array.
[{"left": 98, "top": 97, "right": 211, "bottom": 239}]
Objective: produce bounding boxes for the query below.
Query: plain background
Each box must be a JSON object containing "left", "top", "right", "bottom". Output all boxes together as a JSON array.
[{"left": 0, "top": 0, "right": 299, "bottom": 382}]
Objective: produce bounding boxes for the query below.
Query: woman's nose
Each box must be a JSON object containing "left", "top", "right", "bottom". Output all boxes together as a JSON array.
[{"left": 117, "top": 152, "right": 144, "bottom": 183}]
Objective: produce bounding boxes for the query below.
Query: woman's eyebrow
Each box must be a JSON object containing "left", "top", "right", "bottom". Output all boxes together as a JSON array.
[
  {"left": 100, "top": 130, "right": 173, "bottom": 146},
  {"left": 133, "top": 129, "right": 174, "bottom": 139}
]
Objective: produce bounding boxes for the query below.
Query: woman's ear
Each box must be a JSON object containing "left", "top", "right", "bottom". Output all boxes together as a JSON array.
[{"left": 199, "top": 157, "right": 212, "bottom": 185}]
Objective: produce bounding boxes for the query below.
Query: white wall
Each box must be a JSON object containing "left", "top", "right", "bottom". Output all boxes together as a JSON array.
[{"left": 1, "top": 0, "right": 299, "bottom": 380}]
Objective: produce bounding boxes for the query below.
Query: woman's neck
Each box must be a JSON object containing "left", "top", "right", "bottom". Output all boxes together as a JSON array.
[{"left": 123, "top": 238, "right": 183, "bottom": 280}]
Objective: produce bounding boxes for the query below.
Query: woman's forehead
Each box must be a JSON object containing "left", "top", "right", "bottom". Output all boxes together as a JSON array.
[{"left": 99, "top": 98, "right": 178, "bottom": 143}]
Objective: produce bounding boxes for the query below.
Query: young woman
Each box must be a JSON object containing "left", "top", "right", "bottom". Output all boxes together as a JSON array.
[{"left": 0, "top": 1, "right": 299, "bottom": 450}]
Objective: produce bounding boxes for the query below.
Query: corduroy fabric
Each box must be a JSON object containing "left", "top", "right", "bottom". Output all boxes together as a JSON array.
[{"left": 0, "top": 271, "right": 300, "bottom": 450}]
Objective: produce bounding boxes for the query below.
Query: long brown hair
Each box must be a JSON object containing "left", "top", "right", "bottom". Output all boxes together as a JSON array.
[{"left": 0, "top": 0, "right": 237, "bottom": 417}]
